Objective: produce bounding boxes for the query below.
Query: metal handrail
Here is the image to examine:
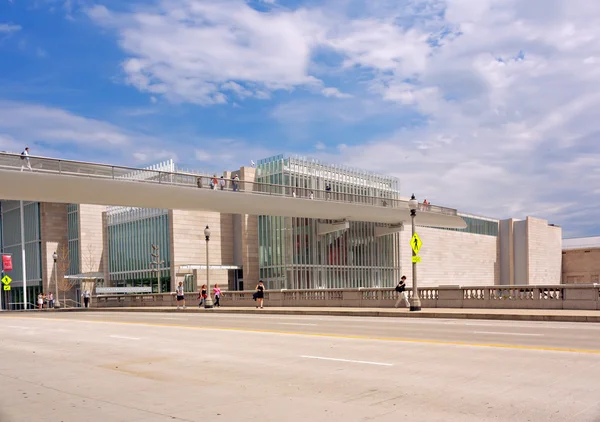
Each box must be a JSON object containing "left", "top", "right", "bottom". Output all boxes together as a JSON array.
[{"left": 0, "top": 152, "right": 458, "bottom": 216}]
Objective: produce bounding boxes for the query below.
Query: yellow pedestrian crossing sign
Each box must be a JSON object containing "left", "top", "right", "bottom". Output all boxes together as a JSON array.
[
  {"left": 1, "top": 275, "right": 11, "bottom": 285},
  {"left": 3, "top": 285, "right": 10, "bottom": 291},
  {"left": 412, "top": 256, "right": 421, "bottom": 263},
  {"left": 411, "top": 233, "right": 422, "bottom": 255}
]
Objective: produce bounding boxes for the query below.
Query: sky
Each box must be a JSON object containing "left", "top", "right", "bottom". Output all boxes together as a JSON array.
[{"left": 0, "top": 0, "right": 598, "bottom": 237}]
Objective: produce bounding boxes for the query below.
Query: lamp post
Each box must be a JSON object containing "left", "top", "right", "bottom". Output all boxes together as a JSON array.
[
  {"left": 204, "top": 225, "right": 214, "bottom": 309},
  {"left": 53, "top": 251, "right": 60, "bottom": 308},
  {"left": 408, "top": 194, "right": 422, "bottom": 312}
]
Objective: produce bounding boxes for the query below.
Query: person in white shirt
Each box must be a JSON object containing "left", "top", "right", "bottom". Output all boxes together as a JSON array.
[
  {"left": 21, "top": 147, "right": 32, "bottom": 171},
  {"left": 82, "top": 290, "right": 91, "bottom": 308}
]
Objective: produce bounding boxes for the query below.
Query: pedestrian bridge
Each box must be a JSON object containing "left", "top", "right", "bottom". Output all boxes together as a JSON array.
[{"left": 0, "top": 153, "right": 466, "bottom": 229}]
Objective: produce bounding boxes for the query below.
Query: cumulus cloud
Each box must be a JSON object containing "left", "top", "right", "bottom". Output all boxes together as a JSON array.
[
  {"left": 0, "top": 23, "right": 22, "bottom": 33},
  {"left": 87, "top": 1, "right": 325, "bottom": 104}
]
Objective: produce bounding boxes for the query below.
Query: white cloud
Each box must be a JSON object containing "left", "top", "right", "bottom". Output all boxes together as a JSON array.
[
  {"left": 87, "top": 1, "right": 326, "bottom": 104},
  {"left": 0, "top": 100, "right": 173, "bottom": 165},
  {"left": 0, "top": 23, "right": 22, "bottom": 33},
  {"left": 321, "top": 87, "right": 352, "bottom": 99},
  {"left": 314, "top": 142, "right": 326, "bottom": 150},
  {"left": 195, "top": 149, "right": 211, "bottom": 161}
]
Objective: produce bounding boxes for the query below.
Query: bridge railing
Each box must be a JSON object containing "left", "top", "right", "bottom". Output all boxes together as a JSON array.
[
  {"left": 0, "top": 152, "right": 458, "bottom": 215},
  {"left": 91, "top": 284, "right": 600, "bottom": 310}
]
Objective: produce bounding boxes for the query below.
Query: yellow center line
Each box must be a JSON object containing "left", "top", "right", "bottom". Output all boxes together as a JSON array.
[{"left": 3, "top": 315, "right": 600, "bottom": 355}]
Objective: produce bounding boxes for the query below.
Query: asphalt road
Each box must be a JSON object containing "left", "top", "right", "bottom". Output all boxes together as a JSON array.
[{"left": 1, "top": 311, "right": 599, "bottom": 422}]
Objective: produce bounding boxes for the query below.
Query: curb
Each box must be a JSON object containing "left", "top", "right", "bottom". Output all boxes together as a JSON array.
[{"left": 41, "top": 307, "right": 600, "bottom": 323}]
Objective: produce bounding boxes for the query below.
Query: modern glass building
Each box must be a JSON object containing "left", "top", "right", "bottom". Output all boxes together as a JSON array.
[
  {"left": 106, "top": 206, "right": 171, "bottom": 291},
  {"left": 0, "top": 200, "right": 44, "bottom": 308},
  {"left": 256, "top": 154, "right": 402, "bottom": 290}
]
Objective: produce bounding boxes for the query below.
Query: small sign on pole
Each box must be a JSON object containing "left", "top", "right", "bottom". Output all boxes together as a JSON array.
[{"left": 2, "top": 255, "right": 12, "bottom": 272}]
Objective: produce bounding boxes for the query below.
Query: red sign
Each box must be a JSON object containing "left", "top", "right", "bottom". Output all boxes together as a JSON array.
[{"left": 2, "top": 255, "right": 12, "bottom": 272}]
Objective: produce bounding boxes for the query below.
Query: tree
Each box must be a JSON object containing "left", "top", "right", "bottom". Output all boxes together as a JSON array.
[
  {"left": 81, "top": 244, "right": 99, "bottom": 295},
  {"left": 55, "top": 244, "right": 75, "bottom": 307}
]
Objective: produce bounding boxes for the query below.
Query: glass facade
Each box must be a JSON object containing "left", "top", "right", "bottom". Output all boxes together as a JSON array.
[
  {"left": 107, "top": 207, "right": 171, "bottom": 292},
  {"left": 439, "top": 214, "right": 499, "bottom": 237},
  {"left": 257, "top": 155, "right": 402, "bottom": 289},
  {"left": 0, "top": 200, "right": 44, "bottom": 309},
  {"left": 67, "top": 204, "right": 79, "bottom": 275}
]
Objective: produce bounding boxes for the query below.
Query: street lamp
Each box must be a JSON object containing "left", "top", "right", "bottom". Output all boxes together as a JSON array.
[
  {"left": 408, "top": 194, "right": 421, "bottom": 312},
  {"left": 203, "top": 225, "right": 214, "bottom": 309},
  {"left": 53, "top": 251, "right": 60, "bottom": 308}
]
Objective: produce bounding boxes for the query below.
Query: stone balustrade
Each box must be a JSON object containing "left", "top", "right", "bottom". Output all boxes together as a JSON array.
[{"left": 92, "top": 284, "right": 600, "bottom": 310}]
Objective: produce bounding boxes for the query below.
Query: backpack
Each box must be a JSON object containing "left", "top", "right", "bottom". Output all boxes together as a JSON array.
[
  {"left": 20, "top": 152, "right": 25, "bottom": 160},
  {"left": 395, "top": 283, "right": 405, "bottom": 293}
]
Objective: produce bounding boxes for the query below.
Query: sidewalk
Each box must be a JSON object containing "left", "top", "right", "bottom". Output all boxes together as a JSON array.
[{"left": 62, "top": 306, "right": 600, "bottom": 323}]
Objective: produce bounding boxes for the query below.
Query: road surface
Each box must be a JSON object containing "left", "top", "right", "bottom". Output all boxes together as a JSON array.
[{"left": 1, "top": 311, "right": 599, "bottom": 421}]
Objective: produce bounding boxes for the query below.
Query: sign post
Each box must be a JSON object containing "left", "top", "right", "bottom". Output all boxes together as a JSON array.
[{"left": 1, "top": 254, "right": 13, "bottom": 311}]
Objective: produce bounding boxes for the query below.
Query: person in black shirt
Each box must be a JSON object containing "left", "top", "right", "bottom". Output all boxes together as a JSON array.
[
  {"left": 255, "top": 281, "right": 265, "bottom": 309},
  {"left": 394, "top": 276, "right": 409, "bottom": 308}
]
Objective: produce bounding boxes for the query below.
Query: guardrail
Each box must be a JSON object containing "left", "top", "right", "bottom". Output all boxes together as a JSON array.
[
  {"left": 91, "top": 284, "right": 600, "bottom": 310},
  {"left": 0, "top": 152, "right": 458, "bottom": 216}
]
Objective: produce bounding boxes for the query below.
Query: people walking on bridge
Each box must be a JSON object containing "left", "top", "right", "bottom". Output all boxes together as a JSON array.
[
  {"left": 394, "top": 276, "right": 409, "bottom": 308},
  {"left": 254, "top": 280, "right": 265, "bottom": 309},
  {"left": 48, "top": 292, "right": 54, "bottom": 309},
  {"left": 309, "top": 191, "right": 314, "bottom": 200},
  {"left": 37, "top": 293, "right": 44, "bottom": 309},
  {"left": 219, "top": 176, "right": 226, "bottom": 190},
  {"left": 210, "top": 175, "right": 218, "bottom": 190},
  {"left": 176, "top": 282, "right": 186, "bottom": 309},
  {"left": 198, "top": 284, "right": 207, "bottom": 307},
  {"left": 213, "top": 284, "right": 221, "bottom": 307},
  {"left": 232, "top": 174, "right": 240, "bottom": 192},
  {"left": 20, "top": 147, "right": 32, "bottom": 171}
]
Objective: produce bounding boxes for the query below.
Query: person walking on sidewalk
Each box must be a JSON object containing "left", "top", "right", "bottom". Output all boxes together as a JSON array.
[
  {"left": 198, "top": 284, "right": 207, "bottom": 307},
  {"left": 213, "top": 284, "right": 221, "bottom": 307},
  {"left": 254, "top": 281, "right": 265, "bottom": 309},
  {"left": 176, "top": 282, "right": 186, "bottom": 310},
  {"left": 394, "top": 276, "right": 409, "bottom": 308},
  {"left": 82, "top": 290, "right": 91, "bottom": 308}
]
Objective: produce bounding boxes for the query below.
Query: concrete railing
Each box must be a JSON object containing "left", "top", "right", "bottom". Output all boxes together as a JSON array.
[{"left": 92, "top": 284, "right": 600, "bottom": 310}]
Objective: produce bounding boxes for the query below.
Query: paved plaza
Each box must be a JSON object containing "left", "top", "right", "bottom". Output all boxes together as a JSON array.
[{"left": 1, "top": 312, "right": 600, "bottom": 421}]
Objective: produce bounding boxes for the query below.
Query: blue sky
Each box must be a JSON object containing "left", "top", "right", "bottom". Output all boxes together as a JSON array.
[{"left": 1, "top": 0, "right": 599, "bottom": 237}]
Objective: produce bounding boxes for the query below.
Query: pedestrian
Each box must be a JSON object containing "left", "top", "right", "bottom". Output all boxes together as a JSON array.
[
  {"left": 196, "top": 177, "right": 203, "bottom": 188},
  {"left": 213, "top": 284, "right": 221, "bottom": 307},
  {"left": 198, "top": 284, "right": 207, "bottom": 307},
  {"left": 309, "top": 191, "right": 314, "bottom": 200},
  {"left": 82, "top": 290, "right": 91, "bottom": 308},
  {"left": 394, "top": 276, "right": 409, "bottom": 308},
  {"left": 254, "top": 280, "right": 265, "bottom": 309},
  {"left": 21, "top": 147, "right": 32, "bottom": 171},
  {"left": 176, "top": 281, "right": 186, "bottom": 309},
  {"left": 37, "top": 293, "right": 44, "bottom": 310},
  {"left": 232, "top": 174, "right": 240, "bottom": 192},
  {"left": 219, "top": 176, "right": 226, "bottom": 191},
  {"left": 48, "top": 292, "right": 54, "bottom": 309},
  {"left": 210, "top": 175, "right": 218, "bottom": 190}
]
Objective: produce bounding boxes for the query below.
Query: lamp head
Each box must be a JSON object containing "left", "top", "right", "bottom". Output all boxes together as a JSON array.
[
  {"left": 53, "top": 251, "right": 58, "bottom": 261},
  {"left": 408, "top": 194, "right": 418, "bottom": 211},
  {"left": 204, "top": 225, "right": 211, "bottom": 240}
]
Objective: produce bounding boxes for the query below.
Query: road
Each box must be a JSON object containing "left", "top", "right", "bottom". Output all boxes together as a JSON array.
[{"left": 1, "top": 311, "right": 599, "bottom": 422}]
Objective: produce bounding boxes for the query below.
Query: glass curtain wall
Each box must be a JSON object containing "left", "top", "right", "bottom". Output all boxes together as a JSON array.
[
  {"left": 107, "top": 207, "right": 171, "bottom": 292},
  {"left": 0, "top": 200, "right": 43, "bottom": 308},
  {"left": 67, "top": 204, "right": 80, "bottom": 275},
  {"left": 257, "top": 155, "right": 402, "bottom": 290}
]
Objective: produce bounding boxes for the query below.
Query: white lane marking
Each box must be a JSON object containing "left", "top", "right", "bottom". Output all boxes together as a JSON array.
[
  {"left": 160, "top": 317, "right": 189, "bottom": 321},
  {"left": 473, "top": 331, "right": 544, "bottom": 337},
  {"left": 301, "top": 355, "right": 393, "bottom": 366},
  {"left": 109, "top": 335, "right": 140, "bottom": 340},
  {"left": 7, "top": 325, "right": 31, "bottom": 329},
  {"left": 278, "top": 323, "right": 318, "bottom": 326}
]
